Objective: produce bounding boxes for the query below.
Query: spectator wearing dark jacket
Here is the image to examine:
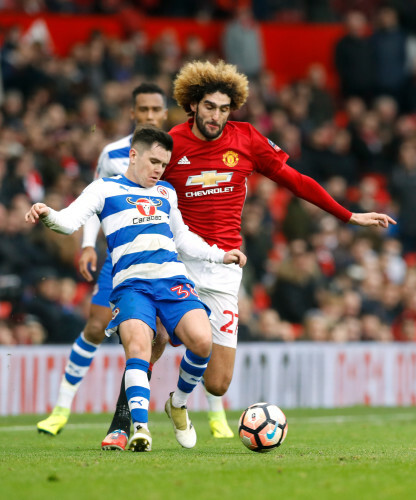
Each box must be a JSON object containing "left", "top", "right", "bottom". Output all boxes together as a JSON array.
[{"left": 335, "top": 11, "right": 374, "bottom": 103}]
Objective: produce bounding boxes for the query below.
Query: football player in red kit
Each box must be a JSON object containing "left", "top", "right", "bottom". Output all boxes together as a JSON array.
[{"left": 162, "top": 60, "right": 395, "bottom": 433}]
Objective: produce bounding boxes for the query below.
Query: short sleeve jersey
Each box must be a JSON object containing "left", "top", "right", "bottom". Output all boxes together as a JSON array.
[{"left": 164, "top": 120, "right": 289, "bottom": 251}]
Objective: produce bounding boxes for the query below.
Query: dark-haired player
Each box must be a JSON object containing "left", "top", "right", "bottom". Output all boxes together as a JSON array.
[{"left": 36, "top": 84, "right": 169, "bottom": 442}]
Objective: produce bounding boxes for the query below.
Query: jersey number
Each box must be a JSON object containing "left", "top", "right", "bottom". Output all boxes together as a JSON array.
[
  {"left": 170, "top": 284, "right": 199, "bottom": 299},
  {"left": 220, "top": 310, "right": 239, "bottom": 335}
]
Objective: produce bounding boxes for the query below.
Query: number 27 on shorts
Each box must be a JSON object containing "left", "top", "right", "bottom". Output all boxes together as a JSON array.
[{"left": 220, "top": 310, "right": 239, "bottom": 335}]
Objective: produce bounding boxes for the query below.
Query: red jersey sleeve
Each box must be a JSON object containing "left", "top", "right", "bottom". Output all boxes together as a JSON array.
[{"left": 250, "top": 125, "right": 352, "bottom": 223}]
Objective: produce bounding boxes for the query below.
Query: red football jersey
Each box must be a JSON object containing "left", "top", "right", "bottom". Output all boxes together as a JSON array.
[{"left": 164, "top": 119, "right": 351, "bottom": 251}]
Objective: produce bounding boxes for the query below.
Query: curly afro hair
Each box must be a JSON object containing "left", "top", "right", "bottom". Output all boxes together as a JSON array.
[{"left": 173, "top": 60, "right": 249, "bottom": 115}]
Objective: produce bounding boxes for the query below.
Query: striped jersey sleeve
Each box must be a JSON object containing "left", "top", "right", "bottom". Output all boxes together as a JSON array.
[{"left": 42, "top": 179, "right": 105, "bottom": 234}]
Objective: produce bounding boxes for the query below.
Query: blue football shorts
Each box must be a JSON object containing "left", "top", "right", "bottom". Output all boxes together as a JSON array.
[
  {"left": 105, "top": 277, "right": 210, "bottom": 346},
  {"left": 90, "top": 253, "right": 113, "bottom": 308}
]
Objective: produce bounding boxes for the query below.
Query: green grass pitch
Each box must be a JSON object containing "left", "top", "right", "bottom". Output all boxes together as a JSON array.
[{"left": 1, "top": 407, "right": 416, "bottom": 500}]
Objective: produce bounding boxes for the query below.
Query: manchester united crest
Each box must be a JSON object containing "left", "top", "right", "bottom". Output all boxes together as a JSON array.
[{"left": 222, "top": 150, "right": 239, "bottom": 167}]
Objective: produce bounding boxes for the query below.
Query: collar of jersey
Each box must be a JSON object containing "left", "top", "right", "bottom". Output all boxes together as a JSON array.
[{"left": 119, "top": 174, "right": 149, "bottom": 189}]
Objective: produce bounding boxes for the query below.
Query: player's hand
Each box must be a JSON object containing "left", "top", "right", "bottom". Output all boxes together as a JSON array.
[
  {"left": 24, "top": 203, "right": 50, "bottom": 223},
  {"left": 79, "top": 246, "right": 97, "bottom": 282},
  {"left": 223, "top": 249, "right": 247, "bottom": 268},
  {"left": 348, "top": 212, "right": 397, "bottom": 228}
]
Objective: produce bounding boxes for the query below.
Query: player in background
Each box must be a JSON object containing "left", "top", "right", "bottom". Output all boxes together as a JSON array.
[
  {"left": 159, "top": 60, "right": 396, "bottom": 422},
  {"left": 26, "top": 126, "right": 247, "bottom": 451}
]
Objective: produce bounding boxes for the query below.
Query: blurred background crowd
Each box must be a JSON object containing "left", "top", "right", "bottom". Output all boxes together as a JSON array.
[{"left": 1, "top": 1, "right": 416, "bottom": 345}]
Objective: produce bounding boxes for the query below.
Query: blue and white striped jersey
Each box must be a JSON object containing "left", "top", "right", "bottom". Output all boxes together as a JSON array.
[
  {"left": 96, "top": 134, "right": 132, "bottom": 179},
  {"left": 42, "top": 175, "right": 225, "bottom": 291}
]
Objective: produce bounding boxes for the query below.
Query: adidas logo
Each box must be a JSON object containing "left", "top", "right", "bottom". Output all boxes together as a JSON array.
[{"left": 178, "top": 156, "right": 191, "bottom": 164}]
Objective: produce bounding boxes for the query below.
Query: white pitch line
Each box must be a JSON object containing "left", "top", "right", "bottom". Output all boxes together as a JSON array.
[
  {"left": 1, "top": 412, "right": 415, "bottom": 432},
  {"left": 288, "top": 413, "right": 416, "bottom": 424},
  {"left": 0, "top": 423, "right": 106, "bottom": 432}
]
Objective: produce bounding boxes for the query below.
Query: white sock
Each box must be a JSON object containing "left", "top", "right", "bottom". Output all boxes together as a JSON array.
[
  {"left": 134, "top": 422, "right": 149, "bottom": 432},
  {"left": 172, "top": 388, "right": 189, "bottom": 408},
  {"left": 203, "top": 380, "right": 225, "bottom": 413},
  {"left": 55, "top": 376, "right": 79, "bottom": 409}
]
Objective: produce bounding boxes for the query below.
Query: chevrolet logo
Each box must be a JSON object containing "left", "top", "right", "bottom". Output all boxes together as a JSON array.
[{"left": 186, "top": 170, "right": 233, "bottom": 188}]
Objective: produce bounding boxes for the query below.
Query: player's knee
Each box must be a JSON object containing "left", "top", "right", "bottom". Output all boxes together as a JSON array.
[
  {"left": 83, "top": 318, "right": 106, "bottom": 344},
  {"left": 124, "top": 343, "right": 142, "bottom": 359},
  {"left": 190, "top": 333, "right": 212, "bottom": 359},
  {"left": 204, "top": 375, "right": 232, "bottom": 397}
]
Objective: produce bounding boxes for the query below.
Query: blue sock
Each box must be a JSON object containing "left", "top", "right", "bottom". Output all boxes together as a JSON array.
[
  {"left": 64, "top": 332, "right": 98, "bottom": 386},
  {"left": 125, "top": 358, "right": 150, "bottom": 428},
  {"left": 173, "top": 350, "right": 211, "bottom": 407}
]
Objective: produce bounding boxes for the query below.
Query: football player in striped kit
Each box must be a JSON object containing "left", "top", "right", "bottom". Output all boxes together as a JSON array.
[
  {"left": 25, "top": 126, "right": 246, "bottom": 451},
  {"left": 36, "top": 82, "right": 236, "bottom": 449},
  {"left": 35, "top": 83, "right": 169, "bottom": 448}
]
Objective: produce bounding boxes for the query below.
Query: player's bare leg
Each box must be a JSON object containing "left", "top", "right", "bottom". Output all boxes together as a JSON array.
[
  {"left": 150, "top": 319, "right": 171, "bottom": 367},
  {"left": 203, "top": 343, "right": 236, "bottom": 438},
  {"left": 37, "top": 304, "right": 111, "bottom": 435},
  {"left": 102, "top": 320, "right": 169, "bottom": 450}
]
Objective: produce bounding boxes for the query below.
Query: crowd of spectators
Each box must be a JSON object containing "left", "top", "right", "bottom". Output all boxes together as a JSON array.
[
  {"left": 1, "top": 3, "right": 416, "bottom": 345},
  {"left": 2, "top": 0, "right": 416, "bottom": 25}
]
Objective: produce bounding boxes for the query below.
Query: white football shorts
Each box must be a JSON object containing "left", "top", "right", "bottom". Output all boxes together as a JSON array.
[{"left": 181, "top": 255, "right": 243, "bottom": 349}]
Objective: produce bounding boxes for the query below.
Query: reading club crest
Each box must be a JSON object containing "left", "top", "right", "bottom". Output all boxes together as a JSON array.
[
  {"left": 126, "top": 197, "right": 162, "bottom": 216},
  {"left": 222, "top": 150, "right": 239, "bottom": 168},
  {"left": 157, "top": 185, "right": 169, "bottom": 198}
]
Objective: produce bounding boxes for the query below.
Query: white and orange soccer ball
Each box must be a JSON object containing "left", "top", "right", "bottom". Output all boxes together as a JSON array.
[{"left": 238, "top": 402, "right": 288, "bottom": 453}]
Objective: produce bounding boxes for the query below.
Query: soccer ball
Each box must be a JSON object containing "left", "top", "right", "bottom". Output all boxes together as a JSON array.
[{"left": 238, "top": 402, "right": 288, "bottom": 453}]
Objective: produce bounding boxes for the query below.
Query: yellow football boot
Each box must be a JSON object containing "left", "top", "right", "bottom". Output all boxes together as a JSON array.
[
  {"left": 208, "top": 411, "right": 234, "bottom": 438},
  {"left": 37, "top": 407, "right": 70, "bottom": 436}
]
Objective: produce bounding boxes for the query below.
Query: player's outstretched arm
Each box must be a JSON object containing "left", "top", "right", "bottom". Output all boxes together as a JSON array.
[
  {"left": 223, "top": 249, "right": 247, "bottom": 268},
  {"left": 78, "top": 247, "right": 98, "bottom": 282},
  {"left": 25, "top": 182, "right": 104, "bottom": 235},
  {"left": 348, "top": 212, "right": 397, "bottom": 228},
  {"left": 25, "top": 203, "right": 50, "bottom": 223}
]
